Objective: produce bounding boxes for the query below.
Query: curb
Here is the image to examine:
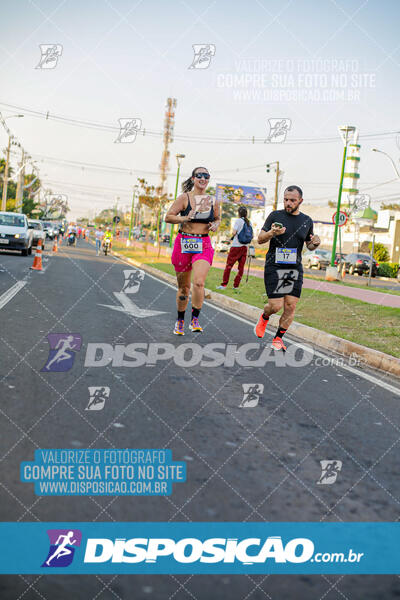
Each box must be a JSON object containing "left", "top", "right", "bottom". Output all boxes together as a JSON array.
[{"left": 111, "top": 250, "right": 400, "bottom": 377}]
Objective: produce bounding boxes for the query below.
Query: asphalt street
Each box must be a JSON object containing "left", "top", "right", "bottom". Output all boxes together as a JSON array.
[{"left": 1, "top": 240, "right": 400, "bottom": 599}]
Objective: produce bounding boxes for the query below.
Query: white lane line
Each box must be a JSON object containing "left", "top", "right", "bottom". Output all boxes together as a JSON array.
[
  {"left": 0, "top": 280, "right": 27, "bottom": 310},
  {"left": 113, "top": 254, "right": 400, "bottom": 397}
]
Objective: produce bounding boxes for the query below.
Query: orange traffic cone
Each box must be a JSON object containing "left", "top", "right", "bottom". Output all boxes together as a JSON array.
[
  {"left": 52, "top": 237, "right": 58, "bottom": 252},
  {"left": 30, "top": 239, "right": 43, "bottom": 271}
]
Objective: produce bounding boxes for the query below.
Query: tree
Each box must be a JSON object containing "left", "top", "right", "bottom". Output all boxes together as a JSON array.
[
  {"left": 218, "top": 185, "right": 244, "bottom": 234},
  {"left": 369, "top": 242, "right": 389, "bottom": 262}
]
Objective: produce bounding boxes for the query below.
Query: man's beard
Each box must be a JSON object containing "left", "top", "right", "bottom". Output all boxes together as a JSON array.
[{"left": 285, "top": 205, "right": 296, "bottom": 213}]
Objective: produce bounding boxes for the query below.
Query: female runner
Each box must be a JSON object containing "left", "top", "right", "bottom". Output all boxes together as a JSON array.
[{"left": 165, "top": 166, "right": 220, "bottom": 334}]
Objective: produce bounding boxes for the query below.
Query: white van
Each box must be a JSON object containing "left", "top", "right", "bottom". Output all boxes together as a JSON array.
[{"left": 0, "top": 211, "right": 34, "bottom": 256}]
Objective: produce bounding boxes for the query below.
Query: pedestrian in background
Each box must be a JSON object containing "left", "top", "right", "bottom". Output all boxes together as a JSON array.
[
  {"left": 95, "top": 226, "right": 103, "bottom": 255},
  {"left": 217, "top": 206, "right": 253, "bottom": 291}
]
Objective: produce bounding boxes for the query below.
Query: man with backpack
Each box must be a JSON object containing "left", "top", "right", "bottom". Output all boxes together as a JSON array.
[{"left": 217, "top": 206, "right": 253, "bottom": 291}]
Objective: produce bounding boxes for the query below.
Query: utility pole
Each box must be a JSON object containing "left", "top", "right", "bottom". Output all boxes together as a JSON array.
[
  {"left": 169, "top": 153, "right": 185, "bottom": 248},
  {"left": 0, "top": 113, "right": 24, "bottom": 211},
  {"left": 128, "top": 185, "right": 138, "bottom": 241},
  {"left": 266, "top": 161, "right": 281, "bottom": 211},
  {"left": 15, "top": 149, "right": 25, "bottom": 212},
  {"left": 112, "top": 197, "right": 119, "bottom": 234},
  {"left": 157, "top": 98, "right": 176, "bottom": 247},
  {"left": 1, "top": 135, "right": 12, "bottom": 211}
]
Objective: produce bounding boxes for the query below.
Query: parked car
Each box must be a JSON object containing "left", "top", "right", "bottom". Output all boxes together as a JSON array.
[
  {"left": 343, "top": 253, "right": 378, "bottom": 276},
  {"left": 0, "top": 211, "right": 33, "bottom": 256},
  {"left": 216, "top": 240, "right": 231, "bottom": 253},
  {"left": 28, "top": 219, "right": 46, "bottom": 249},
  {"left": 303, "top": 248, "right": 331, "bottom": 269}
]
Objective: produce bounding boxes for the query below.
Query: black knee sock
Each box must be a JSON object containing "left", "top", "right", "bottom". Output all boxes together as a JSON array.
[
  {"left": 261, "top": 313, "right": 269, "bottom": 322},
  {"left": 275, "top": 327, "right": 287, "bottom": 339},
  {"left": 192, "top": 307, "right": 200, "bottom": 319},
  {"left": 177, "top": 311, "right": 185, "bottom": 321}
]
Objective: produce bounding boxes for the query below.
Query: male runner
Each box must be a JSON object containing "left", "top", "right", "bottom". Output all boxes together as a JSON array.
[{"left": 254, "top": 185, "right": 320, "bottom": 350}]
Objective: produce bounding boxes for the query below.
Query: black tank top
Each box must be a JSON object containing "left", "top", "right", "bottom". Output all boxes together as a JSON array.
[{"left": 180, "top": 193, "right": 215, "bottom": 223}]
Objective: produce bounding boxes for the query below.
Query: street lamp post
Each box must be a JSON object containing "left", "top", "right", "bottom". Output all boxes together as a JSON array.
[
  {"left": 169, "top": 153, "right": 185, "bottom": 248},
  {"left": 329, "top": 125, "right": 356, "bottom": 272},
  {"left": 372, "top": 148, "right": 400, "bottom": 179}
]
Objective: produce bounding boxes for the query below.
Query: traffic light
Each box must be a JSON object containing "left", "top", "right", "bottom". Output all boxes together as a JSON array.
[{"left": 266, "top": 163, "right": 270, "bottom": 173}]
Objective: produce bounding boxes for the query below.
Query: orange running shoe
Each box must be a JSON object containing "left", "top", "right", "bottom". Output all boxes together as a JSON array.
[
  {"left": 271, "top": 337, "right": 287, "bottom": 352},
  {"left": 189, "top": 317, "right": 203, "bottom": 332},
  {"left": 173, "top": 319, "right": 185, "bottom": 335},
  {"left": 254, "top": 314, "right": 268, "bottom": 338}
]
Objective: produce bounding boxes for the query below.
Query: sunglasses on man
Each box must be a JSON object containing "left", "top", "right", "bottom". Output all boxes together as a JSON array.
[{"left": 194, "top": 172, "right": 210, "bottom": 180}]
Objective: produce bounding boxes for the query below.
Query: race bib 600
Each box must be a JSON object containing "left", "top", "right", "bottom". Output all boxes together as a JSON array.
[{"left": 181, "top": 237, "right": 203, "bottom": 254}]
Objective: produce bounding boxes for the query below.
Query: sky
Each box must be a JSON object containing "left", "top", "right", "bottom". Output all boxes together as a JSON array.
[{"left": 1, "top": 0, "right": 400, "bottom": 219}]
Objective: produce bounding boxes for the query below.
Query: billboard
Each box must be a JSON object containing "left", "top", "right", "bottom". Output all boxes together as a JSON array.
[{"left": 216, "top": 183, "right": 266, "bottom": 208}]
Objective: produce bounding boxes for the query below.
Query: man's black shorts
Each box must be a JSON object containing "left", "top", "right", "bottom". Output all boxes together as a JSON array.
[{"left": 264, "top": 267, "right": 303, "bottom": 298}]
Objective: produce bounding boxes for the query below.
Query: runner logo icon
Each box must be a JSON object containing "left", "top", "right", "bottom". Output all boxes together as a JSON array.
[
  {"left": 42, "top": 529, "right": 82, "bottom": 567},
  {"left": 188, "top": 44, "right": 216, "bottom": 69},
  {"left": 41, "top": 333, "right": 82, "bottom": 372},
  {"left": 266, "top": 118, "right": 291, "bottom": 143},
  {"left": 36, "top": 44, "right": 63, "bottom": 69},
  {"left": 273, "top": 269, "right": 299, "bottom": 295},
  {"left": 114, "top": 118, "right": 142, "bottom": 143},
  {"left": 86, "top": 386, "right": 110, "bottom": 411},
  {"left": 317, "top": 460, "right": 343, "bottom": 485},
  {"left": 121, "top": 269, "right": 145, "bottom": 294},
  {"left": 239, "top": 384, "right": 264, "bottom": 408}
]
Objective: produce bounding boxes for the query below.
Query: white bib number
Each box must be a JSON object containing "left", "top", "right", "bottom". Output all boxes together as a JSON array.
[
  {"left": 181, "top": 236, "right": 203, "bottom": 254},
  {"left": 275, "top": 248, "right": 297, "bottom": 264}
]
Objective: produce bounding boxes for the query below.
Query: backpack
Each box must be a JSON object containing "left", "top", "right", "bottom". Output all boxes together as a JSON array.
[{"left": 237, "top": 219, "right": 253, "bottom": 244}]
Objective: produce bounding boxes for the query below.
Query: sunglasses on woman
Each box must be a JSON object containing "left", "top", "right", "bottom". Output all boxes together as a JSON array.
[{"left": 194, "top": 172, "right": 210, "bottom": 180}]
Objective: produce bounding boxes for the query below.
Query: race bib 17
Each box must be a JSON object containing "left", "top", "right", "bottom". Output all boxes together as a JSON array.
[{"left": 275, "top": 248, "right": 297, "bottom": 264}]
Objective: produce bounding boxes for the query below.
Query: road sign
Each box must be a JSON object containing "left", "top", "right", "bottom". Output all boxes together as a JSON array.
[
  {"left": 113, "top": 215, "right": 121, "bottom": 224},
  {"left": 332, "top": 211, "right": 348, "bottom": 227}
]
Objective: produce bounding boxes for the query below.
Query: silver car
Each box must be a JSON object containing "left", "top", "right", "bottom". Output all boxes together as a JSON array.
[
  {"left": 28, "top": 219, "right": 46, "bottom": 249},
  {"left": 0, "top": 211, "right": 33, "bottom": 256},
  {"left": 303, "top": 248, "right": 331, "bottom": 270}
]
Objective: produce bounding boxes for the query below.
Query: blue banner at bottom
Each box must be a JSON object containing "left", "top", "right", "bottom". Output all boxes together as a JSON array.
[{"left": 0, "top": 522, "right": 398, "bottom": 574}]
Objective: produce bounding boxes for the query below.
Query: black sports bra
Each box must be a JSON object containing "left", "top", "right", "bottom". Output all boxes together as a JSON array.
[{"left": 180, "top": 193, "right": 215, "bottom": 223}]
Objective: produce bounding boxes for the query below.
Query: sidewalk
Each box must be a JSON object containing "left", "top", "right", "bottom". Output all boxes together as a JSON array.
[{"left": 213, "top": 260, "right": 400, "bottom": 308}]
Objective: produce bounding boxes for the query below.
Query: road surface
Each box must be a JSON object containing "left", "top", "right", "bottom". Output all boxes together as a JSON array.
[{"left": 1, "top": 241, "right": 400, "bottom": 599}]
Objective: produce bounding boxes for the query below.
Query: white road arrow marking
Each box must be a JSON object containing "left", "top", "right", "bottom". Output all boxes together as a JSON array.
[{"left": 98, "top": 292, "right": 167, "bottom": 318}]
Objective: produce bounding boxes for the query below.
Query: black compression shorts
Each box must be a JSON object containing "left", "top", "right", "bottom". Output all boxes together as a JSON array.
[{"left": 264, "top": 268, "right": 303, "bottom": 299}]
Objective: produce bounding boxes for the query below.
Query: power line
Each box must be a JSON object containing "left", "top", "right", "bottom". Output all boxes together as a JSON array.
[{"left": 1, "top": 100, "right": 399, "bottom": 145}]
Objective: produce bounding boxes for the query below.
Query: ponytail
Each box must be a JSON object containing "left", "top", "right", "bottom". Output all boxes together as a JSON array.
[
  {"left": 181, "top": 177, "right": 194, "bottom": 193},
  {"left": 238, "top": 206, "right": 250, "bottom": 226},
  {"left": 181, "top": 166, "right": 209, "bottom": 193}
]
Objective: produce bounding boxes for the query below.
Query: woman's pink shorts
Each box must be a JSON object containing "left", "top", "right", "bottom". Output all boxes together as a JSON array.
[{"left": 171, "top": 233, "right": 214, "bottom": 272}]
